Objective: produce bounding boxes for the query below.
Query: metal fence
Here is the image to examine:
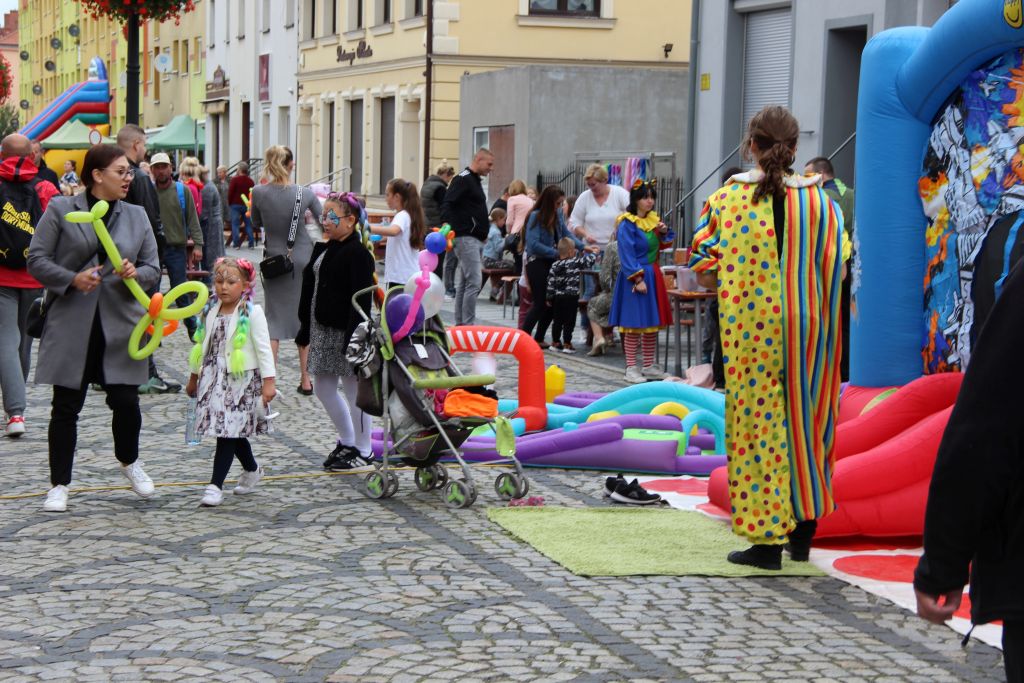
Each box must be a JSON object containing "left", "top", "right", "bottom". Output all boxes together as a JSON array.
[{"left": 535, "top": 165, "right": 688, "bottom": 247}]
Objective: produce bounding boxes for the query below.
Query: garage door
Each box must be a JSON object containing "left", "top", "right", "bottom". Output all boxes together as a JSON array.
[{"left": 741, "top": 8, "right": 793, "bottom": 133}]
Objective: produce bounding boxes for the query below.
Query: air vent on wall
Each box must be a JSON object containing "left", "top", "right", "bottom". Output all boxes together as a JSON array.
[
  {"left": 50, "top": 37, "right": 62, "bottom": 50},
  {"left": 32, "top": 84, "right": 43, "bottom": 95},
  {"left": 44, "top": 61, "right": 56, "bottom": 72},
  {"left": 68, "top": 24, "right": 80, "bottom": 37},
  {"left": 20, "top": 100, "right": 30, "bottom": 110},
  {"left": 19, "top": 50, "right": 29, "bottom": 61}
]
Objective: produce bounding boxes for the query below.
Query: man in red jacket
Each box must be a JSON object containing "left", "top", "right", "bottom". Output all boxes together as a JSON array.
[
  {"left": 227, "top": 162, "right": 256, "bottom": 248},
  {"left": 0, "top": 133, "right": 59, "bottom": 438}
]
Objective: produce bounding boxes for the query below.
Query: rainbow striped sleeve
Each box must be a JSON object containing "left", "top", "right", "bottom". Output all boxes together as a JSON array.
[{"left": 689, "top": 198, "right": 721, "bottom": 273}]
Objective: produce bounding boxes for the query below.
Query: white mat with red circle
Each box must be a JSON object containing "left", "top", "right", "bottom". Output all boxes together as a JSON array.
[{"left": 636, "top": 476, "right": 1003, "bottom": 649}]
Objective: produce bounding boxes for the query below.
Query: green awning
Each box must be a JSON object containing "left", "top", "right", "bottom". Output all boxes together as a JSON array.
[
  {"left": 40, "top": 119, "right": 116, "bottom": 149},
  {"left": 147, "top": 114, "right": 205, "bottom": 151}
]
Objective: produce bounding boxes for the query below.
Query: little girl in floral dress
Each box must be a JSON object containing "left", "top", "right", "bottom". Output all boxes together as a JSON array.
[{"left": 186, "top": 257, "right": 277, "bottom": 507}]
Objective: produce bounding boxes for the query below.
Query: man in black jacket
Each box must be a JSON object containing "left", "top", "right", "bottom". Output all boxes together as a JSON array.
[
  {"left": 30, "top": 141, "right": 60, "bottom": 189},
  {"left": 441, "top": 148, "right": 493, "bottom": 325},
  {"left": 914, "top": 260, "right": 1024, "bottom": 682},
  {"left": 116, "top": 124, "right": 177, "bottom": 394}
]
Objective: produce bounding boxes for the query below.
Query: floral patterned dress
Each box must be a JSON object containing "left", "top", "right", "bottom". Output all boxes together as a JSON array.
[{"left": 194, "top": 315, "right": 267, "bottom": 438}]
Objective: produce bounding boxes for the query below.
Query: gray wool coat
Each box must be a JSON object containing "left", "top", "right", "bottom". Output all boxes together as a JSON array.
[{"left": 27, "top": 194, "right": 161, "bottom": 389}]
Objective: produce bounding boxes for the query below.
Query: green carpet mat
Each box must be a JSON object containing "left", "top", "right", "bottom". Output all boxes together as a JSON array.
[{"left": 487, "top": 507, "right": 825, "bottom": 577}]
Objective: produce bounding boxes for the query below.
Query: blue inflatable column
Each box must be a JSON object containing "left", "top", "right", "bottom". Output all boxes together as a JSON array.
[{"left": 851, "top": 28, "right": 930, "bottom": 387}]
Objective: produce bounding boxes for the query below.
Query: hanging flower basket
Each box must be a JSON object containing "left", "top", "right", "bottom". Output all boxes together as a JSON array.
[
  {"left": 76, "top": 0, "right": 197, "bottom": 25},
  {"left": 0, "top": 53, "right": 11, "bottom": 106}
]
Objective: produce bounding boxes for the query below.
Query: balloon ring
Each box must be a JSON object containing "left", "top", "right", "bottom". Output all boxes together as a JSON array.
[{"left": 66, "top": 201, "right": 209, "bottom": 360}]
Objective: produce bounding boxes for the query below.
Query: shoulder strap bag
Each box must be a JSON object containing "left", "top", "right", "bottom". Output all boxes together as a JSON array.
[{"left": 259, "top": 186, "right": 304, "bottom": 280}]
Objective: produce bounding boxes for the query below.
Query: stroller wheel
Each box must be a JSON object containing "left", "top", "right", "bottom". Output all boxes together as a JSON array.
[
  {"left": 414, "top": 467, "right": 435, "bottom": 492},
  {"left": 383, "top": 471, "right": 399, "bottom": 498},
  {"left": 443, "top": 480, "right": 475, "bottom": 509},
  {"left": 363, "top": 472, "right": 387, "bottom": 499},
  {"left": 494, "top": 473, "right": 519, "bottom": 501},
  {"left": 515, "top": 475, "right": 530, "bottom": 499},
  {"left": 432, "top": 464, "right": 449, "bottom": 490}
]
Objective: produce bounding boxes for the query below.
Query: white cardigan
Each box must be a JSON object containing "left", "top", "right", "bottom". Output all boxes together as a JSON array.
[{"left": 198, "top": 301, "right": 276, "bottom": 379}]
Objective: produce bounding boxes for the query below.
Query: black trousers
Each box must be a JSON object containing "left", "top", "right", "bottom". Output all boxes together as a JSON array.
[
  {"left": 550, "top": 294, "right": 579, "bottom": 345},
  {"left": 48, "top": 314, "right": 140, "bottom": 486},
  {"left": 211, "top": 437, "right": 258, "bottom": 488},
  {"left": 1006, "top": 621, "right": 1023, "bottom": 683},
  {"left": 522, "top": 258, "right": 554, "bottom": 342}
]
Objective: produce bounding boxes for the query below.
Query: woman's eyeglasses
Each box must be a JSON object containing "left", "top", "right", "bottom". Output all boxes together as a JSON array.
[{"left": 108, "top": 167, "right": 136, "bottom": 180}]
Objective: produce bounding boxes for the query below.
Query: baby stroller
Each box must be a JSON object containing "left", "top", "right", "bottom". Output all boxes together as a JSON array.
[{"left": 346, "top": 285, "right": 529, "bottom": 508}]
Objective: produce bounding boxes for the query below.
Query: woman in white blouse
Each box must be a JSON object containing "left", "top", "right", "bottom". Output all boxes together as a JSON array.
[{"left": 569, "top": 164, "right": 630, "bottom": 249}]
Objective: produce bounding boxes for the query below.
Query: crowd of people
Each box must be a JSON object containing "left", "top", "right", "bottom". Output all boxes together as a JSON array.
[{"left": 1, "top": 108, "right": 1019, "bottom": 679}]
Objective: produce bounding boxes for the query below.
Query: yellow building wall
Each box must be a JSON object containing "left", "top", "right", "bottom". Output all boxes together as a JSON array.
[{"left": 144, "top": 6, "right": 206, "bottom": 131}]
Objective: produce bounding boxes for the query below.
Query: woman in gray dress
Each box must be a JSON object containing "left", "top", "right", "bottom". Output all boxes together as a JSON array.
[
  {"left": 249, "top": 145, "right": 322, "bottom": 395},
  {"left": 27, "top": 144, "right": 162, "bottom": 513},
  {"left": 198, "top": 165, "right": 225, "bottom": 269}
]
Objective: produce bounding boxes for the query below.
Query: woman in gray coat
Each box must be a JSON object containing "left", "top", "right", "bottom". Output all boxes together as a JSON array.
[
  {"left": 199, "top": 165, "right": 225, "bottom": 268},
  {"left": 250, "top": 145, "right": 322, "bottom": 395},
  {"left": 27, "top": 144, "right": 161, "bottom": 513}
]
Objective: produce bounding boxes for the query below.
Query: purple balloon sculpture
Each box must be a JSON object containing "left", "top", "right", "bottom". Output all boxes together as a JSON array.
[{"left": 386, "top": 293, "right": 424, "bottom": 338}]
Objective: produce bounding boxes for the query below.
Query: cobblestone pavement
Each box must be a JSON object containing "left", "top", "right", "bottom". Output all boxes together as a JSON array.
[{"left": 0, "top": 257, "right": 1005, "bottom": 681}]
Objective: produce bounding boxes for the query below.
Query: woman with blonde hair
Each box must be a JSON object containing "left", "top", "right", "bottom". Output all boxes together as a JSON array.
[
  {"left": 178, "top": 155, "right": 204, "bottom": 216},
  {"left": 249, "top": 145, "right": 324, "bottom": 395}
]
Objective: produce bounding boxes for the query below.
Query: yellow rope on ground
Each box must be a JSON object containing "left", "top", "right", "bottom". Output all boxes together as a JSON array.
[{"left": 0, "top": 463, "right": 510, "bottom": 499}]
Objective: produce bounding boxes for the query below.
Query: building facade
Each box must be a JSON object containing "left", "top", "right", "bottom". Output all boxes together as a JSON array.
[
  {"left": 295, "top": 0, "right": 691, "bottom": 201},
  {"left": 144, "top": 5, "right": 207, "bottom": 142},
  {"left": 690, "top": 0, "right": 951, "bottom": 211},
  {"left": 203, "top": 0, "right": 300, "bottom": 171}
]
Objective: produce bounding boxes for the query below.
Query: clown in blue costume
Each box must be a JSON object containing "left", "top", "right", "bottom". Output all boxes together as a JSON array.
[{"left": 607, "top": 181, "right": 674, "bottom": 383}]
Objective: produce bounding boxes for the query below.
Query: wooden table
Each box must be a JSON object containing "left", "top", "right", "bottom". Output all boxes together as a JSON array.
[{"left": 667, "top": 289, "right": 716, "bottom": 377}]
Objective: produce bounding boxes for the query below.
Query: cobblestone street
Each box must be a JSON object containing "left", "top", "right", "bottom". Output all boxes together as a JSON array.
[{"left": 0, "top": 266, "right": 1006, "bottom": 682}]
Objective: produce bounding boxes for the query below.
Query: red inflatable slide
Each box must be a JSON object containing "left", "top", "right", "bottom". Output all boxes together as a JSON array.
[{"left": 708, "top": 372, "right": 963, "bottom": 538}]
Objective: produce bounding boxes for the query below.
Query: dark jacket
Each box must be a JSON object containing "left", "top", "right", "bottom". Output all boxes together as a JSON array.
[
  {"left": 125, "top": 157, "right": 165, "bottom": 261},
  {"left": 420, "top": 174, "right": 448, "bottom": 228},
  {"left": 35, "top": 158, "right": 60, "bottom": 188},
  {"left": 913, "top": 260, "right": 1024, "bottom": 625},
  {"left": 297, "top": 233, "right": 376, "bottom": 347},
  {"left": 441, "top": 167, "right": 488, "bottom": 241}
]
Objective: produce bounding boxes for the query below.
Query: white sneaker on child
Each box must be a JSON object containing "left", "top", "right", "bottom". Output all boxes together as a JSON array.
[
  {"left": 624, "top": 366, "right": 646, "bottom": 384},
  {"left": 43, "top": 485, "right": 68, "bottom": 512},
  {"left": 200, "top": 484, "right": 223, "bottom": 507},
  {"left": 642, "top": 364, "right": 669, "bottom": 380},
  {"left": 233, "top": 466, "right": 263, "bottom": 495},
  {"left": 121, "top": 461, "right": 155, "bottom": 498}
]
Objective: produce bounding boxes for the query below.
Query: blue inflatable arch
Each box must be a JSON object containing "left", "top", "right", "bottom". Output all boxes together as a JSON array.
[{"left": 853, "top": 0, "right": 1024, "bottom": 386}]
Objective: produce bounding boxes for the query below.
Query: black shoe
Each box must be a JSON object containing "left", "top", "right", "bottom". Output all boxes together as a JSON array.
[
  {"left": 297, "top": 385, "right": 314, "bottom": 396},
  {"left": 325, "top": 445, "right": 363, "bottom": 471},
  {"left": 784, "top": 519, "right": 818, "bottom": 561},
  {"left": 184, "top": 319, "right": 198, "bottom": 342},
  {"left": 609, "top": 478, "right": 661, "bottom": 505},
  {"left": 603, "top": 473, "right": 626, "bottom": 497},
  {"left": 727, "top": 544, "right": 783, "bottom": 570}
]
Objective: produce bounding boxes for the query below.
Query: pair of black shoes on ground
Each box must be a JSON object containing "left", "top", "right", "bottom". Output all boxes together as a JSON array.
[
  {"left": 726, "top": 519, "right": 818, "bottom": 570},
  {"left": 604, "top": 474, "right": 662, "bottom": 505},
  {"left": 323, "top": 443, "right": 373, "bottom": 471}
]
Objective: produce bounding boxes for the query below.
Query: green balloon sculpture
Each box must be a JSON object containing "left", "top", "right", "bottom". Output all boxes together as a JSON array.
[{"left": 66, "top": 200, "right": 209, "bottom": 360}]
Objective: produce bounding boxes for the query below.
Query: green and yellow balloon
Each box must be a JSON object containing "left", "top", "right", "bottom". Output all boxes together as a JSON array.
[{"left": 66, "top": 201, "right": 209, "bottom": 360}]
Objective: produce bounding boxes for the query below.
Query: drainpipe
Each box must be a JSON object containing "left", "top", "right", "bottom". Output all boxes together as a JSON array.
[
  {"left": 423, "top": 0, "right": 434, "bottom": 179},
  {"left": 684, "top": 0, "right": 701, "bottom": 242}
]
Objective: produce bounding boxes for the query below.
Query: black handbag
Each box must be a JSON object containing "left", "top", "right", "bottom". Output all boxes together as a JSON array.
[
  {"left": 259, "top": 187, "right": 304, "bottom": 279},
  {"left": 26, "top": 293, "right": 47, "bottom": 339}
]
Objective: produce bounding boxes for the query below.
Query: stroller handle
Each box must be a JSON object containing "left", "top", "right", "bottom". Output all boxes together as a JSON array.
[
  {"left": 412, "top": 374, "right": 496, "bottom": 391},
  {"left": 351, "top": 285, "right": 381, "bottom": 323}
]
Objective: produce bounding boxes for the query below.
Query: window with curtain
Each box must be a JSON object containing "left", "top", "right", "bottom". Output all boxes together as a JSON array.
[{"left": 528, "top": 0, "right": 599, "bottom": 16}]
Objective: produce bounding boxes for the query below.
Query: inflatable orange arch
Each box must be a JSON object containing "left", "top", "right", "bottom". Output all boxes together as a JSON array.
[{"left": 446, "top": 326, "right": 547, "bottom": 431}]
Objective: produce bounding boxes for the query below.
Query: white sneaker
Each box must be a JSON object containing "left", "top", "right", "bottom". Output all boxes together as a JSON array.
[
  {"left": 642, "top": 364, "right": 669, "bottom": 380},
  {"left": 624, "top": 366, "right": 646, "bottom": 384},
  {"left": 5, "top": 416, "right": 25, "bottom": 438},
  {"left": 200, "top": 484, "right": 223, "bottom": 507},
  {"left": 43, "top": 485, "right": 68, "bottom": 512},
  {"left": 233, "top": 466, "right": 263, "bottom": 495},
  {"left": 121, "top": 461, "right": 155, "bottom": 498}
]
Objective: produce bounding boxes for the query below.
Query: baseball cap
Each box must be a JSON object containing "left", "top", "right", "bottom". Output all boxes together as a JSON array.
[{"left": 150, "top": 152, "right": 171, "bottom": 166}]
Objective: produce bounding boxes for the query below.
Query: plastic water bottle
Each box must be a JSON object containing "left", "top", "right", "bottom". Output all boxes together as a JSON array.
[{"left": 185, "top": 397, "right": 201, "bottom": 446}]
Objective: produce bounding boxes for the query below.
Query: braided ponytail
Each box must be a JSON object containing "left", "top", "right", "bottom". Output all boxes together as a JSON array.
[{"left": 743, "top": 106, "right": 800, "bottom": 203}]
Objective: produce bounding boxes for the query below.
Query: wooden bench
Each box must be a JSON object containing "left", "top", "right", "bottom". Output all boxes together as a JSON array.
[{"left": 482, "top": 268, "right": 515, "bottom": 294}]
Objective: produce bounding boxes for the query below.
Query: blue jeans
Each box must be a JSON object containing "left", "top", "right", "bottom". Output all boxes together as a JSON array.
[
  {"left": 230, "top": 204, "right": 254, "bottom": 247},
  {"left": 453, "top": 236, "right": 483, "bottom": 326}
]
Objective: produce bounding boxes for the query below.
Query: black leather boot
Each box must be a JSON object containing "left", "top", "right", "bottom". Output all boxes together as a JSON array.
[
  {"left": 726, "top": 544, "right": 783, "bottom": 570},
  {"left": 784, "top": 519, "right": 818, "bottom": 561}
]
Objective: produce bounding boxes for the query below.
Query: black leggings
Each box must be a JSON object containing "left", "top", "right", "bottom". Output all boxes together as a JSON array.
[
  {"left": 522, "top": 258, "right": 554, "bottom": 342},
  {"left": 211, "top": 437, "right": 258, "bottom": 489},
  {"left": 1006, "top": 621, "right": 1023, "bottom": 683},
  {"left": 550, "top": 294, "right": 578, "bottom": 345},
  {"left": 49, "top": 312, "right": 141, "bottom": 486}
]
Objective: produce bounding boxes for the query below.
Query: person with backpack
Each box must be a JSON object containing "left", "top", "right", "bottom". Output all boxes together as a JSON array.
[
  {"left": 0, "top": 134, "right": 59, "bottom": 438},
  {"left": 150, "top": 153, "right": 204, "bottom": 340}
]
